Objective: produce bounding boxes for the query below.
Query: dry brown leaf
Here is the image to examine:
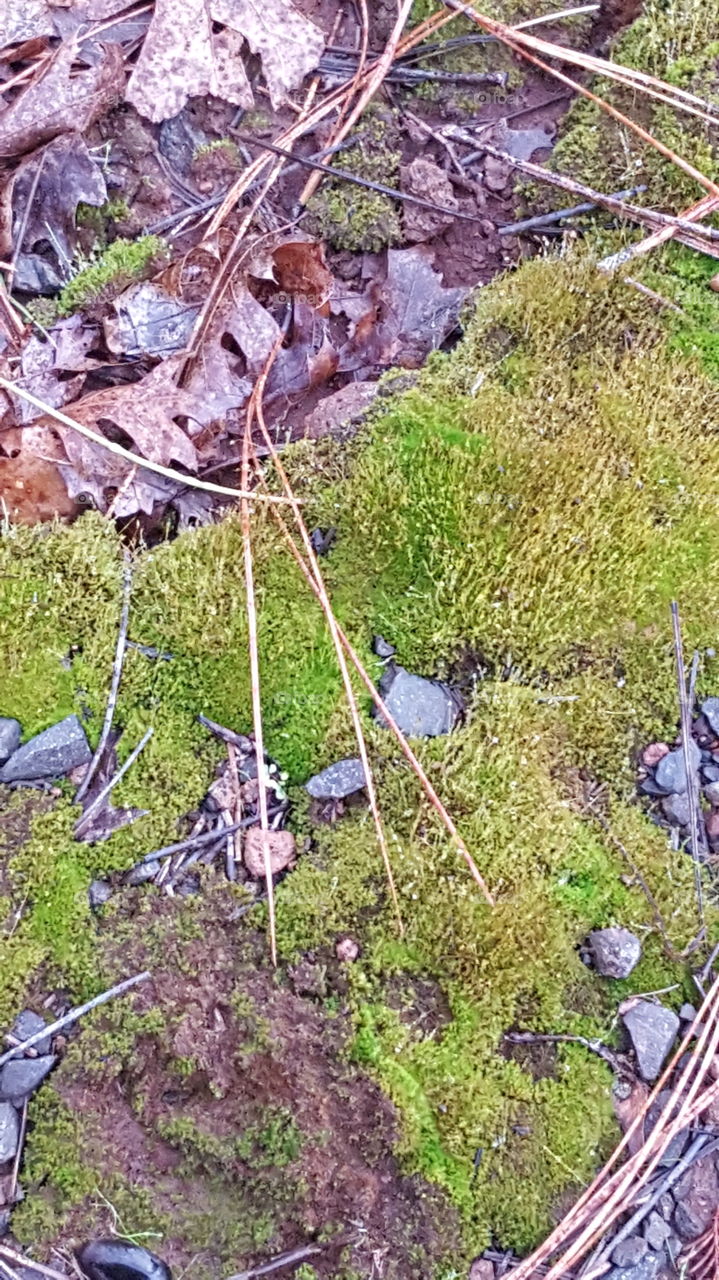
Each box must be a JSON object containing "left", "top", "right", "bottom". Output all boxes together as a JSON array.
[
  {"left": 0, "top": 420, "right": 79, "bottom": 523},
  {"left": 126, "top": 0, "right": 324, "bottom": 122},
  {"left": 2, "top": 316, "right": 100, "bottom": 425},
  {"left": 271, "top": 238, "right": 333, "bottom": 313},
  {"left": 0, "top": 39, "right": 124, "bottom": 158}
]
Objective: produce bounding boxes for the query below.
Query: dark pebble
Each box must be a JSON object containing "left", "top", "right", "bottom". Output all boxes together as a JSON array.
[
  {"left": 0, "top": 1055, "right": 57, "bottom": 1104},
  {"left": 372, "top": 634, "right": 396, "bottom": 659},
  {"left": 76, "top": 1240, "right": 173, "bottom": 1280},
  {"left": 0, "top": 718, "right": 21, "bottom": 766},
  {"left": 12, "top": 1009, "right": 51, "bottom": 1055}
]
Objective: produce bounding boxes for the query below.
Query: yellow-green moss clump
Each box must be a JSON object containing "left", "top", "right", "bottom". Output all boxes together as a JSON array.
[{"left": 57, "top": 235, "right": 167, "bottom": 315}]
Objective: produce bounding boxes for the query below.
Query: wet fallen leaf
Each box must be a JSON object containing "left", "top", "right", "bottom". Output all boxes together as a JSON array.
[
  {"left": 1, "top": 315, "right": 100, "bottom": 424},
  {"left": 126, "top": 0, "right": 324, "bottom": 122},
  {"left": 104, "top": 282, "right": 199, "bottom": 358},
  {"left": 271, "top": 238, "right": 333, "bottom": 313},
  {"left": 339, "top": 247, "right": 470, "bottom": 372},
  {"left": 0, "top": 40, "right": 124, "bottom": 158},
  {"left": 0, "top": 133, "right": 107, "bottom": 291}
]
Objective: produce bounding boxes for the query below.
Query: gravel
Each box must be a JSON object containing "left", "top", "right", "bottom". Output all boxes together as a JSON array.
[
  {"left": 0, "top": 1055, "right": 57, "bottom": 1104},
  {"left": 306, "top": 758, "right": 367, "bottom": 800},
  {"left": 654, "top": 741, "right": 700, "bottom": 795}
]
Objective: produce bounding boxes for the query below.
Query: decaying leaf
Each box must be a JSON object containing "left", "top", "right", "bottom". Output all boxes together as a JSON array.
[
  {"left": 271, "top": 238, "right": 333, "bottom": 313},
  {"left": 1, "top": 314, "right": 100, "bottom": 424},
  {"left": 0, "top": 40, "right": 124, "bottom": 158},
  {"left": 0, "top": 427, "right": 80, "bottom": 524},
  {"left": 126, "top": 0, "right": 324, "bottom": 123},
  {"left": 1, "top": 133, "right": 107, "bottom": 291},
  {"left": 104, "top": 282, "right": 199, "bottom": 358},
  {"left": 1, "top": 0, "right": 139, "bottom": 47},
  {"left": 339, "top": 247, "right": 470, "bottom": 372}
]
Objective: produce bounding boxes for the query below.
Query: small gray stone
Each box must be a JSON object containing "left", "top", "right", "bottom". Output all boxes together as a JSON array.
[
  {"left": 701, "top": 697, "right": 719, "bottom": 736},
  {"left": 645, "top": 1089, "right": 690, "bottom": 1165},
  {"left": 0, "top": 1055, "right": 56, "bottom": 1104},
  {"left": 0, "top": 714, "right": 91, "bottom": 782},
  {"left": 611, "top": 1238, "right": 647, "bottom": 1269},
  {"left": 673, "top": 1152, "right": 719, "bottom": 1240},
  {"left": 306, "top": 758, "right": 367, "bottom": 800},
  {"left": 372, "top": 634, "right": 396, "bottom": 659},
  {"left": 88, "top": 879, "right": 113, "bottom": 909},
  {"left": 704, "top": 780, "right": 719, "bottom": 806},
  {"left": 0, "top": 718, "right": 21, "bottom": 765},
  {"left": 654, "top": 741, "right": 700, "bottom": 795},
  {"left": 604, "top": 1251, "right": 661, "bottom": 1280},
  {"left": 588, "top": 927, "right": 642, "bottom": 979},
  {"left": 11, "top": 1010, "right": 51, "bottom": 1055},
  {"left": 679, "top": 1003, "right": 698, "bottom": 1023},
  {"left": 0, "top": 1102, "right": 19, "bottom": 1164},
  {"left": 643, "top": 1212, "right": 672, "bottom": 1252},
  {"left": 622, "top": 1001, "right": 680, "bottom": 1081},
  {"left": 702, "top": 763, "right": 719, "bottom": 783},
  {"left": 661, "top": 791, "right": 691, "bottom": 827},
  {"left": 374, "top": 665, "right": 462, "bottom": 738}
]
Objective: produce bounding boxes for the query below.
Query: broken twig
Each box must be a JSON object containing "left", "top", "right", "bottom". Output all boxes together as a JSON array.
[
  {"left": 75, "top": 726, "right": 154, "bottom": 834},
  {"left": 75, "top": 555, "right": 132, "bottom": 803},
  {"left": 0, "top": 971, "right": 151, "bottom": 1067}
]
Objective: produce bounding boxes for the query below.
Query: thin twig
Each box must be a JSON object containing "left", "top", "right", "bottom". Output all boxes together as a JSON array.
[
  {"left": 234, "top": 132, "right": 488, "bottom": 225},
  {"left": 498, "top": 185, "right": 646, "bottom": 235},
  {"left": 225, "top": 1234, "right": 356, "bottom": 1280},
  {"left": 504, "top": 1031, "right": 623, "bottom": 1073},
  {"left": 671, "top": 601, "right": 705, "bottom": 932},
  {"left": 0, "top": 1249, "right": 68, "bottom": 1280},
  {"left": 138, "top": 817, "right": 263, "bottom": 866},
  {"left": 75, "top": 727, "right": 154, "bottom": 834},
  {"left": 623, "top": 276, "right": 685, "bottom": 315},
  {"left": 0, "top": 380, "right": 296, "bottom": 507},
  {"left": 75, "top": 556, "right": 132, "bottom": 803},
  {"left": 9, "top": 1100, "right": 28, "bottom": 1205},
  {"left": 598, "top": 193, "right": 719, "bottom": 272},
  {"left": 240, "top": 348, "right": 282, "bottom": 967},
  {"left": 9, "top": 149, "right": 47, "bottom": 286},
  {"left": 449, "top": 136, "right": 719, "bottom": 244},
  {"left": 248, "top": 388, "right": 404, "bottom": 933},
  {"left": 0, "top": 972, "right": 151, "bottom": 1067}
]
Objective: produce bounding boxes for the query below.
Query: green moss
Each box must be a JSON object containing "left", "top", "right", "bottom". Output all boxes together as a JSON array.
[
  {"left": 57, "top": 235, "right": 167, "bottom": 315},
  {"left": 550, "top": 0, "right": 719, "bottom": 210},
  {"left": 307, "top": 113, "right": 402, "bottom": 252}
]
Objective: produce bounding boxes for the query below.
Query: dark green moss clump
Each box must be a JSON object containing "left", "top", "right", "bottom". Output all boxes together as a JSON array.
[{"left": 58, "top": 235, "right": 167, "bottom": 315}]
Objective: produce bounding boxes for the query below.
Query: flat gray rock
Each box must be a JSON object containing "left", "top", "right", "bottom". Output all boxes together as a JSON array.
[
  {"left": 0, "top": 714, "right": 91, "bottom": 781},
  {"left": 611, "top": 1238, "right": 647, "bottom": 1269},
  {"left": 374, "top": 665, "right": 462, "bottom": 738},
  {"left": 89, "top": 879, "right": 113, "bottom": 908},
  {"left": 0, "top": 718, "right": 21, "bottom": 765},
  {"left": 588, "top": 927, "right": 642, "bottom": 979},
  {"left": 306, "top": 758, "right": 367, "bottom": 800},
  {"left": 0, "top": 1101, "right": 19, "bottom": 1164},
  {"left": 654, "top": 741, "right": 700, "bottom": 795},
  {"left": 12, "top": 1009, "right": 51, "bottom": 1055},
  {"left": 0, "top": 1055, "right": 56, "bottom": 1104},
  {"left": 622, "top": 1001, "right": 680, "bottom": 1081},
  {"left": 701, "top": 697, "right": 719, "bottom": 736},
  {"left": 661, "top": 792, "right": 691, "bottom": 827},
  {"left": 643, "top": 1211, "right": 672, "bottom": 1252},
  {"left": 605, "top": 1254, "right": 662, "bottom": 1280}
]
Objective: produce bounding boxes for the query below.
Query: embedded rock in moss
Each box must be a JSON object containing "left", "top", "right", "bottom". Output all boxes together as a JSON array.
[
  {"left": 0, "top": 715, "right": 90, "bottom": 782},
  {"left": 588, "top": 928, "right": 641, "bottom": 979},
  {"left": 0, "top": 719, "right": 21, "bottom": 765}
]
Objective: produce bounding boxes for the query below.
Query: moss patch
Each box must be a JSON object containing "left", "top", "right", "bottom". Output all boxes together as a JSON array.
[
  {"left": 3, "top": 256, "right": 719, "bottom": 1262},
  {"left": 58, "top": 235, "right": 167, "bottom": 315}
]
